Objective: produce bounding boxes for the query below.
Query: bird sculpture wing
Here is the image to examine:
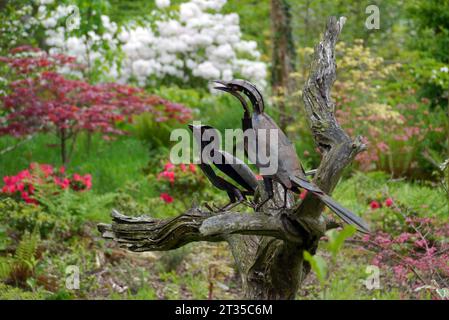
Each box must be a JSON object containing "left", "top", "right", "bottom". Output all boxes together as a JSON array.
[{"left": 215, "top": 150, "right": 259, "bottom": 192}]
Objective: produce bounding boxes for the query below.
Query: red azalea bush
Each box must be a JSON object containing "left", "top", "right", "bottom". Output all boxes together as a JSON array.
[
  {"left": 151, "top": 161, "right": 207, "bottom": 206},
  {"left": 0, "top": 46, "right": 192, "bottom": 164},
  {"left": 1, "top": 163, "right": 92, "bottom": 205}
]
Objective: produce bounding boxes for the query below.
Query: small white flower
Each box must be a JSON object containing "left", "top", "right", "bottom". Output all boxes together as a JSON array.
[
  {"left": 156, "top": 0, "right": 171, "bottom": 9},
  {"left": 440, "top": 66, "right": 449, "bottom": 73}
]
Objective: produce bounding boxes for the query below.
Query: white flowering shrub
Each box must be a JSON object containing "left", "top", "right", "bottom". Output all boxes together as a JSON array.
[
  {"left": 35, "top": 0, "right": 120, "bottom": 82},
  {"left": 0, "top": 1, "right": 41, "bottom": 52},
  {"left": 34, "top": 0, "right": 267, "bottom": 88}
]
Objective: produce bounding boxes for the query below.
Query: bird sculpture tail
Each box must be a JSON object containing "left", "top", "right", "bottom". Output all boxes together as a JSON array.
[{"left": 290, "top": 176, "right": 370, "bottom": 234}]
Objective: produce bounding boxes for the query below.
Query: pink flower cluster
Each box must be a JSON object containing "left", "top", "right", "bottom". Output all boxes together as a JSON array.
[
  {"left": 362, "top": 215, "right": 449, "bottom": 298},
  {"left": 157, "top": 162, "right": 196, "bottom": 203},
  {"left": 369, "top": 197, "right": 393, "bottom": 210},
  {"left": 160, "top": 193, "right": 174, "bottom": 204},
  {"left": 1, "top": 163, "right": 92, "bottom": 204}
]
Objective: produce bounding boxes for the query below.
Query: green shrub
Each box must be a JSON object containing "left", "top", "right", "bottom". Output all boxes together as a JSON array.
[
  {"left": 0, "top": 283, "right": 48, "bottom": 300},
  {"left": 0, "top": 232, "right": 40, "bottom": 288}
]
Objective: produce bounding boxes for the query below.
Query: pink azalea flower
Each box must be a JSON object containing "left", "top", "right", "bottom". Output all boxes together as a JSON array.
[
  {"left": 39, "top": 164, "right": 53, "bottom": 177},
  {"left": 370, "top": 201, "right": 381, "bottom": 210},
  {"left": 160, "top": 193, "right": 174, "bottom": 204},
  {"left": 164, "top": 162, "right": 175, "bottom": 171},
  {"left": 83, "top": 174, "right": 92, "bottom": 190},
  {"left": 385, "top": 197, "right": 394, "bottom": 207}
]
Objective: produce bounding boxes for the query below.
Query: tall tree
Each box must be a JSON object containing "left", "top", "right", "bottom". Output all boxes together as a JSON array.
[{"left": 270, "top": 0, "right": 296, "bottom": 131}]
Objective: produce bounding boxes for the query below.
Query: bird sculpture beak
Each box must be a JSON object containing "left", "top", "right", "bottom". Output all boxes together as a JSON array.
[{"left": 211, "top": 80, "right": 231, "bottom": 92}]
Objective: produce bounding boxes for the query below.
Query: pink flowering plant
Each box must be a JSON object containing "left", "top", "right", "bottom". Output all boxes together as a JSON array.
[
  {"left": 0, "top": 163, "right": 94, "bottom": 237},
  {"left": 1, "top": 163, "right": 92, "bottom": 206},
  {"left": 149, "top": 160, "right": 208, "bottom": 207},
  {"left": 360, "top": 197, "right": 449, "bottom": 299}
]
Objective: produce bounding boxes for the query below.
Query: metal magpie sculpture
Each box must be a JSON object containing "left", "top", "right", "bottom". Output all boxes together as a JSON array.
[
  {"left": 213, "top": 79, "right": 370, "bottom": 233},
  {"left": 188, "top": 124, "right": 258, "bottom": 210},
  {"left": 99, "top": 17, "right": 371, "bottom": 299}
]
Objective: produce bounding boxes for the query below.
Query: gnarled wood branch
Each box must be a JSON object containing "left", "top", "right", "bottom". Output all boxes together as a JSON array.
[
  {"left": 297, "top": 16, "right": 366, "bottom": 223},
  {"left": 97, "top": 207, "right": 303, "bottom": 252}
]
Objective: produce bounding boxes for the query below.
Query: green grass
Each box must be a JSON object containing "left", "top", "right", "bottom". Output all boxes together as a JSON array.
[
  {"left": 0, "top": 133, "right": 152, "bottom": 195},
  {"left": 334, "top": 171, "right": 448, "bottom": 219}
]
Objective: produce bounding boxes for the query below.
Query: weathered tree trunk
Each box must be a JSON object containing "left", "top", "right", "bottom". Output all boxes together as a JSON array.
[
  {"left": 270, "top": 0, "right": 296, "bottom": 131},
  {"left": 98, "top": 17, "right": 365, "bottom": 300}
]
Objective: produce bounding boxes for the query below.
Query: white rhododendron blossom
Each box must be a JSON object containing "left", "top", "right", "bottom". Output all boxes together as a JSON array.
[
  {"left": 37, "top": 0, "right": 267, "bottom": 89},
  {"left": 37, "top": 2, "right": 120, "bottom": 75},
  {"left": 155, "top": 0, "right": 171, "bottom": 9}
]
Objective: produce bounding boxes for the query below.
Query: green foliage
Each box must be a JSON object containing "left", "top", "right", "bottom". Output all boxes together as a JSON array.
[
  {"left": 407, "top": 0, "right": 449, "bottom": 64},
  {"left": 157, "top": 248, "right": 188, "bottom": 273},
  {"left": 0, "top": 283, "right": 48, "bottom": 300},
  {"left": 291, "top": 0, "right": 405, "bottom": 50},
  {"left": 127, "top": 285, "right": 157, "bottom": 300},
  {"left": 0, "top": 232, "right": 40, "bottom": 287},
  {"left": 334, "top": 171, "right": 448, "bottom": 220},
  {"left": 0, "top": 134, "right": 150, "bottom": 194},
  {"left": 0, "top": 198, "right": 59, "bottom": 238},
  {"left": 325, "top": 225, "right": 357, "bottom": 260},
  {"left": 1, "top": 0, "right": 449, "bottom": 301},
  {"left": 303, "top": 225, "right": 358, "bottom": 297},
  {"left": 131, "top": 113, "right": 175, "bottom": 151},
  {"left": 0, "top": 193, "right": 86, "bottom": 238},
  {"left": 303, "top": 251, "right": 327, "bottom": 286},
  {"left": 0, "top": 225, "right": 9, "bottom": 251},
  {"left": 14, "top": 232, "right": 40, "bottom": 274}
]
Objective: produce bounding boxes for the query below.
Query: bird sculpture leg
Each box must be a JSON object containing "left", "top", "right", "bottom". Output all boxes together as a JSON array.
[{"left": 212, "top": 189, "right": 250, "bottom": 212}]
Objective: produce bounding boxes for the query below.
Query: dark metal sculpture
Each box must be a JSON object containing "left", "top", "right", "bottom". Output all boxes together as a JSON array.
[
  {"left": 188, "top": 124, "right": 258, "bottom": 210},
  {"left": 99, "top": 17, "right": 369, "bottom": 299},
  {"left": 214, "top": 80, "right": 370, "bottom": 233}
]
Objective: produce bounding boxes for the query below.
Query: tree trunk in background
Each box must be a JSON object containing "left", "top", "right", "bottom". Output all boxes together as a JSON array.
[
  {"left": 60, "top": 129, "right": 67, "bottom": 166},
  {"left": 270, "top": 0, "right": 296, "bottom": 131}
]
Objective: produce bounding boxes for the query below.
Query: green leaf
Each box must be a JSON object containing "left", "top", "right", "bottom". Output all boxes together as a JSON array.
[
  {"left": 303, "top": 251, "right": 327, "bottom": 285},
  {"left": 326, "top": 225, "right": 357, "bottom": 259}
]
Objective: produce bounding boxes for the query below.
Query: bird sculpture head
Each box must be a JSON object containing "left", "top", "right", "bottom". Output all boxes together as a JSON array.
[{"left": 212, "top": 79, "right": 265, "bottom": 113}]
